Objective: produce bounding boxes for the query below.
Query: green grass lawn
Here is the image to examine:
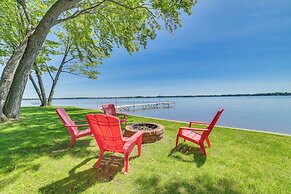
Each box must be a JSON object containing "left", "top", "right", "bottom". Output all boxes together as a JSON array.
[{"left": 0, "top": 107, "right": 290, "bottom": 193}]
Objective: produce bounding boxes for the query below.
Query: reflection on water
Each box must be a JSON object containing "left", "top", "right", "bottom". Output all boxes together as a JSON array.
[{"left": 22, "top": 96, "right": 291, "bottom": 134}]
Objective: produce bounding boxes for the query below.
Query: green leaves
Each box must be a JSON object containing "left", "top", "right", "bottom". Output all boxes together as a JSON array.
[{"left": 1, "top": 0, "right": 196, "bottom": 75}]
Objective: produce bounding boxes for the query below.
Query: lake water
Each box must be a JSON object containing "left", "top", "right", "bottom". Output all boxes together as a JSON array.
[{"left": 22, "top": 96, "right": 291, "bottom": 134}]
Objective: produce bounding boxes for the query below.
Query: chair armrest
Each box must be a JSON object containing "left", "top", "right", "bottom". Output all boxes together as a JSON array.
[
  {"left": 124, "top": 131, "right": 143, "bottom": 142},
  {"left": 189, "top": 121, "right": 209, "bottom": 127},
  {"left": 117, "top": 113, "right": 127, "bottom": 119},
  {"left": 73, "top": 120, "right": 88, "bottom": 123},
  {"left": 65, "top": 124, "right": 90, "bottom": 127},
  {"left": 179, "top": 127, "right": 208, "bottom": 133}
]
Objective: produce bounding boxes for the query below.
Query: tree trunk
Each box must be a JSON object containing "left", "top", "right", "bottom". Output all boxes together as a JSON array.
[
  {"left": 47, "top": 47, "right": 70, "bottom": 106},
  {"left": 47, "top": 67, "right": 62, "bottom": 106},
  {"left": 29, "top": 74, "right": 44, "bottom": 105},
  {"left": 34, "top": 63, "right": 47, "bottom": 106},
  {"left": 0, "top": 30, "right": 33, "bottom": 122},
  {"left": 3, "top": 0, "right": 81, "bottom": 119}
]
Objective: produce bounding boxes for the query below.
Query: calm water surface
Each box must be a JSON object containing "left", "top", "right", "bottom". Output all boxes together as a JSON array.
[{"left": 22, "top": 96, "right": 291, "bottom": 134}]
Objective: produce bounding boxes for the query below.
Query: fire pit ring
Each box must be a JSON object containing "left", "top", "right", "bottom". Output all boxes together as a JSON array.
[{"left": 125, "top": 123, "right": 164, "bottom": 143}]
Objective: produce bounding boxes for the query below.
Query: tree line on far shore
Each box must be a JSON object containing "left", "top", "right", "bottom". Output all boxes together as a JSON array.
[{"left": 22, "top": 92, "right": 291, "bottom": 100}]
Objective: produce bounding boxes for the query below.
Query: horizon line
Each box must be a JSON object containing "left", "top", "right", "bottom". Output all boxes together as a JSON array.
[{"left": 23, "top": 91, "right": 291, "bottom": 100}]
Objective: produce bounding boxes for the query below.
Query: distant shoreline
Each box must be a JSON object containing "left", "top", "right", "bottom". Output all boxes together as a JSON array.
[{"left": 23, "top": 92, "right": 291, "bottom": 100}]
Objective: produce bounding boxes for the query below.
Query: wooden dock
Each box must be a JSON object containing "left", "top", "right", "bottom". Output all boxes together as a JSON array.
[{"left": 116, "top": 101, "right": 175, "bottom": 111}]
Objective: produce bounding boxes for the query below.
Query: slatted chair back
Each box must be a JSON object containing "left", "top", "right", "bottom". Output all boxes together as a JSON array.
[
  {"left": 56, "top": 108, "right": 79, "bottom": 136},
  {"left": 86, "top": 114, "right": 124, "bottom": 151},
  {"left": 201, "top": 108, "right": 224, "bottom": 141},
  {"left": 102, "top": 104, "right": 118, "bottom": 117}
]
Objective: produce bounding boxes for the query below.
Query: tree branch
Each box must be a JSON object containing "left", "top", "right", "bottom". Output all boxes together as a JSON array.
[
  {"left": 61, "top": 70, "right": 86, "bottom": 78},
  {"left": 44, "top": 63, "right": 55, "bottom": 81},
  {"left": 17, "top": 0, "right": 33, "bottom": 26},
  {"left": 106, "top": 0, "right": 147, "bottom": 10},
  {"left": 54, "top": 0, "right": 107, "bottom": 25},
  {"left": 54, "top": 0, "right": 152, "bottom": 26},
  {"left": 16, "top": 6, "right": 25, "bottom": 36},
  {"left": 64, "top": 57, "right": 75, "bottom": 64}
]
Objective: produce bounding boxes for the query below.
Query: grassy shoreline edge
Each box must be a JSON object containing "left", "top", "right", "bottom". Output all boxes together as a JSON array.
[{"left": 126, "top": 113, "right": 291, "bottom": 137}]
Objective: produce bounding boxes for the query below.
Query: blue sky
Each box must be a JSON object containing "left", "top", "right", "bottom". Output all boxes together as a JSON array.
[{"left": 19, "top": 0, "right": 291, "bottom": 97}]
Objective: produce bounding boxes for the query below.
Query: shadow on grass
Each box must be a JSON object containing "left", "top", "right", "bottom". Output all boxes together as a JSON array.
[
  {"left": 0, "top": 107, "right": 98, "bottom": 174},
  {"left": 134, "top": 175, "right": 242, "bottom": 193},
  {"left": 168, "top": 144, "right": 206, "bottom": 167},
  {"left": 39, "top": 155, "right": 126, "bottom": 193},
  {"left": 0, "top": 106, "right": 139, "bottom": 191}
]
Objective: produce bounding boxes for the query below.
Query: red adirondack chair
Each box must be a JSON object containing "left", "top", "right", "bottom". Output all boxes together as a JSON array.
[
  {"left": 176, "top": 108, "right": 224, "bottom": 156},
  {"left": 86, "top": 114, "right": 143, "bottom": 174},
  {"left": 56, "top": 108, "right": 92, "bottom": 148},
  {"left": 102, "top": 104, "right": 127, "bottom": 125}
]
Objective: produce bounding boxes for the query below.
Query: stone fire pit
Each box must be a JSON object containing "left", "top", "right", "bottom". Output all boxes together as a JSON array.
[{"left": 125, "top": 123, "right": 164, "bottom": 143}]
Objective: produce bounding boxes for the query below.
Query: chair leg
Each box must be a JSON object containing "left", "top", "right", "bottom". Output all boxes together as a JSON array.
[
  {"left": 137, "top": 138, "right": 142, "bottom": 157},
  {"left": 183, "top": 138, "right": 186, "bottom": 142},
  {"left": 175, "top": 135, "right": 180, "bottom": 147},
  {"left": 95, "top": 150, "right": 104, "bottom": 169},
  {"left": 69, "top": 138, "right": 76, "bottom": 149},
  {"left": 199, "top": 143, "right": 207, "bottom": 157},
  {"left": 206, "top": 137, "right": 211, "bottom": 147},
  {"left": 124, "top": 154, "right": 129, "bottom": 174}
]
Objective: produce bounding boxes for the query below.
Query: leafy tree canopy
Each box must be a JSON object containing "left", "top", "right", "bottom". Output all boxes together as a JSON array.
[{"left": 1, "top": 0, "right": 197, "bottom": 78}]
